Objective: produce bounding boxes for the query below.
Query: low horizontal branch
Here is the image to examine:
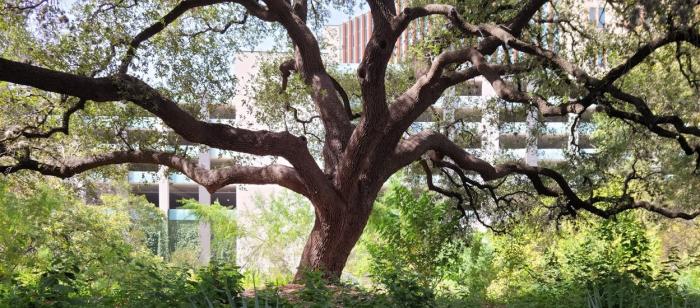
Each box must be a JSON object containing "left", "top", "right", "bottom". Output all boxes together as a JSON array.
[
  {"left": 391, "top": 130, "right": 700, "bottom": 220},
  {"left": 1, "top": 150, "right": 308, "bottom": 195}
]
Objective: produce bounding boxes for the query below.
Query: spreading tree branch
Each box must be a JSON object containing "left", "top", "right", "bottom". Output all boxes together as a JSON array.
[
  {"left": 0, "top": 57, "right": 341, "bottom": 212},
  {"left": 389, "top": 131, "right": 700, "bottom": 220},
  {"left": 18, "top": 98, "right": 87, "bottom": 140},
  {"left": 118, "top": 0, "right": 234, "bottom": 74},
  {"left": 1, "top": 149, "right": 307, "bottom": 195}
]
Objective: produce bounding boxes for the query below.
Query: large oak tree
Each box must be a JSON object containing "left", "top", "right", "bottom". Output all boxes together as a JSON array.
[{"left": 1, "top": 0, "right": 699, "bottom": 280}]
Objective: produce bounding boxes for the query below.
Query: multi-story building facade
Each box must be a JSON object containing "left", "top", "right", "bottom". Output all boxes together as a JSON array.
[
  {"left": 326, "top": 3, "right": 606, "bottom": 167},
  {"left": 128, "top": 110, "right": 238, "bottom": 263},
  {"left": 127, "top": 52, "right": 288, "bottom": 265}
]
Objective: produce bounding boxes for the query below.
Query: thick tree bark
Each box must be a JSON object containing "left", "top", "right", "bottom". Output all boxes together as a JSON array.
[{"left": 294, "top": 200, "right": 373, "bottom": 281}]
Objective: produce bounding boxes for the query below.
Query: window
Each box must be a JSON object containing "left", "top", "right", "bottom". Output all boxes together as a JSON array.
[
  {"left": 169, "top": 192, "right": 198, "bottom": 209},
  {"left": 595, "top": 49, "right": 606, "bottom": 67},
  {"left": 588, "top": 7, "right": 606, "bottom": 28},
  {"left": 213, "top": 192, "right": 236, "bottom": 207},
  {"left": 587, "top": 6, "right": 607, "bottom": 67}
]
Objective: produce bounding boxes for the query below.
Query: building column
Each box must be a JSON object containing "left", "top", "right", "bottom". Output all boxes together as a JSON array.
[
  {"left": 157, "top": 166, "right": 170, "bottom": 258},
  {"left": 158, "top": 166, "right": 170, "bottom": 214},
  {"left": 198, "top": 148, "right": 212, "bottom": 265},
  {"left": 525, "top": 107, "right": 539, "bottom": 167},
  {"left": 480, "top": 99, "right": 500, "bottom": 163}
]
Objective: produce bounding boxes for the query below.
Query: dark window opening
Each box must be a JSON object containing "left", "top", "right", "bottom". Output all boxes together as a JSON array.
[{"left": 213, "top": 192, "right": 237, "bottom": 208}]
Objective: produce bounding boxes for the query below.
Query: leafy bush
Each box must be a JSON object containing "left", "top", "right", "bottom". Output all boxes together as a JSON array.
[
  {"left": 356, "top": 178, "right": 700, "bottom": 307},
  {"left": 298, "top": 270, "right": 333, "bottom": 307},
  {"left": 482, "top": 214, "right": 700, "bottom": 307},
  {"left": 0, "top": 180, "right": 245, "bottom": 307},
  {"left": 185, "top": 262, "right": 245, "bottom": 307},
  {"left": 364, "top": 179, "right": 467, "bottom": 306},
  {"left": 238, "top": 191, "right": 314, "bottom": 286},
  {"left": 181, "top": 199, "right": 240, "bottom": 263},
  {"left": 2, "top": 178, "right": 700, "bottom": 307}
]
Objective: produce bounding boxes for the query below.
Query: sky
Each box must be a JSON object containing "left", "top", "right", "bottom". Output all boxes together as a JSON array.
[{"left": 254, "top": 3, "right": 367, "bottom": 51}]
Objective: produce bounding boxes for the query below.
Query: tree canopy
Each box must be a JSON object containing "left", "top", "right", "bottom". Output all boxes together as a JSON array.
[{"left": 1, "top": 0, "right": 699, "bottom": 278}]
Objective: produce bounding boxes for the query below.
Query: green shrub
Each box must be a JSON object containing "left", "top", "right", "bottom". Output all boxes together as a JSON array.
[
  {"left": 185, "top": 262, "right": 245, "bottom": 307},
  {"left": 366, "top": 179, "right": 466, "bottom": 286},
  {"left": 0, "top": 180, "right": 246, "bottom": 307},
  {"left": 298, "top": 270, "right": 333, "bottom": 307}
]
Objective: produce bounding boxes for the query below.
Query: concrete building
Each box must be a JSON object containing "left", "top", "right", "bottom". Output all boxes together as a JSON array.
[
  {"left": 127, "top": 52, "right": 289, "bottom": 265},
  {"left": 128, "top": 106, "right": 238, "bottom": 263},
  {"left": 326, "top": 2, "right": 608, "bottom": 167}
]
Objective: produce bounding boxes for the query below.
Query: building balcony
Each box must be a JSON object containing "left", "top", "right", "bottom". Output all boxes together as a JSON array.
[
  {"left": 502, "top": 148, "right": 597, "bottom": 161},
  {"left": 167, "top": 208, "right": 235, "bottom": 221},
  {"left": 128, "top": 171, "right": 159, "bottom": 184},
  {"left": 128, "top": 171, "right": 197, "bottom": 184}
]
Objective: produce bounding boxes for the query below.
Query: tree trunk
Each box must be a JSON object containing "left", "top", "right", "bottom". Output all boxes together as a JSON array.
[{"left": 293, "top": 203, "right": 371, "bottom": 281}]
